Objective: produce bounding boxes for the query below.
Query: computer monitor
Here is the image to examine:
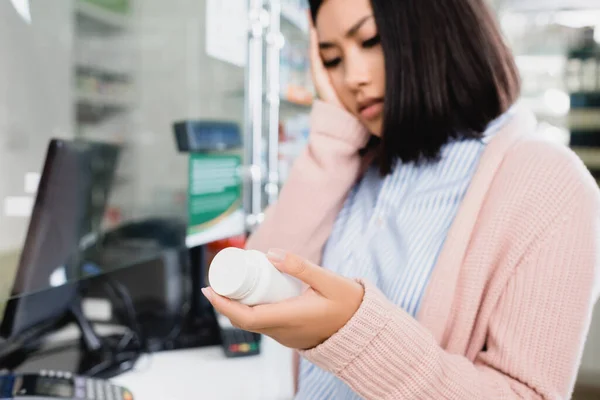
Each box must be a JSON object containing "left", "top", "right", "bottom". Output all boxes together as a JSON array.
[{"left": 0, "top": 138, "right": 120, "bottom": 339}]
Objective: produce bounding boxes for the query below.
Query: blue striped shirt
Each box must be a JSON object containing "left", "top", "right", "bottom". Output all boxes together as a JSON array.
[{"left": 296, "top": 111, "right": 514, "bottom": 400}]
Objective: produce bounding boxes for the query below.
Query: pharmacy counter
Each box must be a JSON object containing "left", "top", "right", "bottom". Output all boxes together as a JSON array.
[{"left": 111, "top": 337, "right": 295, "bottom": 400}]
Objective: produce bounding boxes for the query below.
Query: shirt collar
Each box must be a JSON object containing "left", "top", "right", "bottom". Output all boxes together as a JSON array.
[{"left": 481, "top": 104, "right": 518, "bottom": 143}]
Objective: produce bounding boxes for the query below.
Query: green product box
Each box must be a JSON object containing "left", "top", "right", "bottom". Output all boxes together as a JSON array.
[
  {"left": 80, "top": 0, "right": 130, "bottom": 14},
  {"left": 186, "top": 153, "right": 245, "bottom": 247}
]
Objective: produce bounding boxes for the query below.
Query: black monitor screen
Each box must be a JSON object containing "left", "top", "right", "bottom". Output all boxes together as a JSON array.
[{"left": 0, "top": 139, "right": 120, "bottom": 338}]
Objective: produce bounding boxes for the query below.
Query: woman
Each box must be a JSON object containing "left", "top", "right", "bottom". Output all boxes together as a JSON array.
[{"left": 202, "top": 0, "right": 600, "bottom": 398}]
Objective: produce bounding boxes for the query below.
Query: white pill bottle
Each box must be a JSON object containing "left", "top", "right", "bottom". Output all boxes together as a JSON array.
[{"left": 208, "top": 247, "right": 303, "bottom": 306}]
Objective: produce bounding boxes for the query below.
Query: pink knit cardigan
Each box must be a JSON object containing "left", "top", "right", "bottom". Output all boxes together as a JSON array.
[{"left": 247, "top": 100, "right": 600, "bottom": 399}]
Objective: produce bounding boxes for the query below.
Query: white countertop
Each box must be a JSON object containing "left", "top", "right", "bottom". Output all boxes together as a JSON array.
[
  {"left": 19, "top": 304, "right": 294, "bottom": 399},
  {"left": 111, "top": 337, "right": 295, "bottom": 400}
]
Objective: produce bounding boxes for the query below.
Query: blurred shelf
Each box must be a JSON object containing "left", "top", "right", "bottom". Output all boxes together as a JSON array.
[
  {"left": 281, "top": 3, "right": 309, "bottom": 34},
  {"left": 76, "top": 91, "right": 132, "bottom": 108},
  {"left": 76, "top": 1, "right": 130, "bottom": 32},
  {"left": 568, "top": 108, "right": 600, "bottom": 130},
  {"left": 112, "top": 175, "right": 131, "bottom": 186},
  {"left": 280, "top": 96, "right": 312, "bottom": 108},
  {"left": 76, "top": 92, "right": 132, "bottom": 123},
  {"left": 281, "top": 84, "right": 313, "bottom": 107},
  {"left": 571, "top": 146, "right": 600, "bottom": 170},
  {"left": 76, "top": 62, "right": 132, "bottom": 78},
  {"left": 570, "top": 130, "right": 600, "bottom": 147},
  {"left": 501, "top": 0, "right": 600, "bottom": 12},
  {"left": 571, "top": 92, "right": 600, "bottom": 108}
]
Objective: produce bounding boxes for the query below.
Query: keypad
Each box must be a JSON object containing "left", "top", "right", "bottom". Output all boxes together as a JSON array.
[
  {"left": 0, "top": 374, "right": 14, "bottom": 398},
  {"left": 114, "top": 384, "right": 123, "bottom": 400},
  {"left": 221, "top": 328, "right": 261, "bottom": 358},
  {"left": 96, "top": 379, "right": 104, "bottom": 400},
  {"left": 86, "top": 379, "right": 95, "bottom": 399},
  {"left": 26, "top": 370, "right": 132, "bottom": 400}
]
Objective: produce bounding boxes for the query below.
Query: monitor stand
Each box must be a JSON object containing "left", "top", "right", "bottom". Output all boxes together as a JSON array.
[
  {"left": 69, "top": 297, "right": 140, "bottom": 379},
  {"left": 3, "top": 294, "right": 140, "bottom": 380}
]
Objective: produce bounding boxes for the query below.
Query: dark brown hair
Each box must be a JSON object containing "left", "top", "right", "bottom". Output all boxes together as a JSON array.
[{"left": 309, "top": 0, "right": 521, "bottom": 174}]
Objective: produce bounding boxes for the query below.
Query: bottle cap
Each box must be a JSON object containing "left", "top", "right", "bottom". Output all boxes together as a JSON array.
[{"left": 209, "top": 247, "right": 260, "bottom": 300}]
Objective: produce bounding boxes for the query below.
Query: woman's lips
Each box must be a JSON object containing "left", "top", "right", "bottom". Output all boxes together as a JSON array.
[{"left": 359, "top": 101, "right": 384, "bottom": 121}]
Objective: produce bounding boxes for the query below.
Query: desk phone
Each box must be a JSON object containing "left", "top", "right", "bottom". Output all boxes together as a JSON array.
[{"left": 0, "top": 371, "right": 133, "bottom": 400}]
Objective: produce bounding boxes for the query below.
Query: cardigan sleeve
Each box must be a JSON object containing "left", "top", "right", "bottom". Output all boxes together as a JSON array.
[
  {"left": 246, "top": 100, "right": 370, "bottom": 264},
  {"left": 300, "top": 189, "right": 599, "bottom": 399}
]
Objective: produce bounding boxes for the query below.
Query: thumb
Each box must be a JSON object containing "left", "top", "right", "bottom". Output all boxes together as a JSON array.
[{"left": 266, "top": 249, "right": 341, "bottom": 295}]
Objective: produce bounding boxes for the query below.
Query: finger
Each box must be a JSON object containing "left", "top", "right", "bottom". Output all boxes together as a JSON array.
[
  {"left": 308, "top": 26, "right": 342, "bottom": 108},
  {"left": 266, "top": 249, "right": 344, "bottom": 296},
  {"left": 202, "top": 287, "right": 259, "bottom": 331},
  {"left": 244, "top": 290, "right": 330, "bottom": 333},
  {"left": 309, "top": 26, "right": 321, "bottom": 72},
  {"left": 247, "top": 299, "right": 307, "bottom": 330},
  {"left": 203, "top": 287, "right": 299, "bottom": 331}
]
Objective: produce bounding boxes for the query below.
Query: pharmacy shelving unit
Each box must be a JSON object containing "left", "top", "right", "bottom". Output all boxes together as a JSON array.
[
  {"left": 273, "top": 1, "right": 313, "bottom": 191},
  {"left": 498, "top": 4, "right": 600, "bottom": 183},
  {"left": 72, "top": 0, "right": 136, "bottom": 227}
]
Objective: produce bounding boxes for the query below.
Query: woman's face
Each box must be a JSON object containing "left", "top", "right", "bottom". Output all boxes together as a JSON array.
[{"left": 315, "top": 0, "right": 386, "bottom": 136}]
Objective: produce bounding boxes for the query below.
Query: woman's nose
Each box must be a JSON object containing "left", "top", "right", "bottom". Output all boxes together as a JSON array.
[{"left": 344, "top": 57, "right": 371, "bottom": 91}]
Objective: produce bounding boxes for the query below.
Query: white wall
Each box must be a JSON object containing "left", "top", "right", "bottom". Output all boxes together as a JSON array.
[{"left": 0, "top": 0, "right": 74, "bottom": 254}]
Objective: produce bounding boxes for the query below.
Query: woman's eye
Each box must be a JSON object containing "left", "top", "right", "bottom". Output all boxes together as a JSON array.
[
  {"left": 323, "top": 58, "right": 341, "bottom": 69},
  {"left": 362, "top": 35, "right": 381, "bottom": 48}
]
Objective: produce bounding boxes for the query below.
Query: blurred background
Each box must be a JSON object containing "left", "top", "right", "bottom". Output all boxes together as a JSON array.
[{"left": 0, "top": 0, "right": 599, "bottom": 397}]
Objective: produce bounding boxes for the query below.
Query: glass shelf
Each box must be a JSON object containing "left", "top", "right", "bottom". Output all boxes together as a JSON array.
[
  {"left": 75, "top": 1, "right": 131, "bottom": 33},
  {"left": 281, "top": 2, "right": 308, "bottom": 34}
]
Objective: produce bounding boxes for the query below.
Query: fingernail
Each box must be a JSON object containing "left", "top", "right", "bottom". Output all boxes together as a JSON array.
[
  {"left": 267, "top": 248, "right": 287, "bottom": 264},
  {"left": 201, "top": 287, "right": 212, "bottom": 300}
]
